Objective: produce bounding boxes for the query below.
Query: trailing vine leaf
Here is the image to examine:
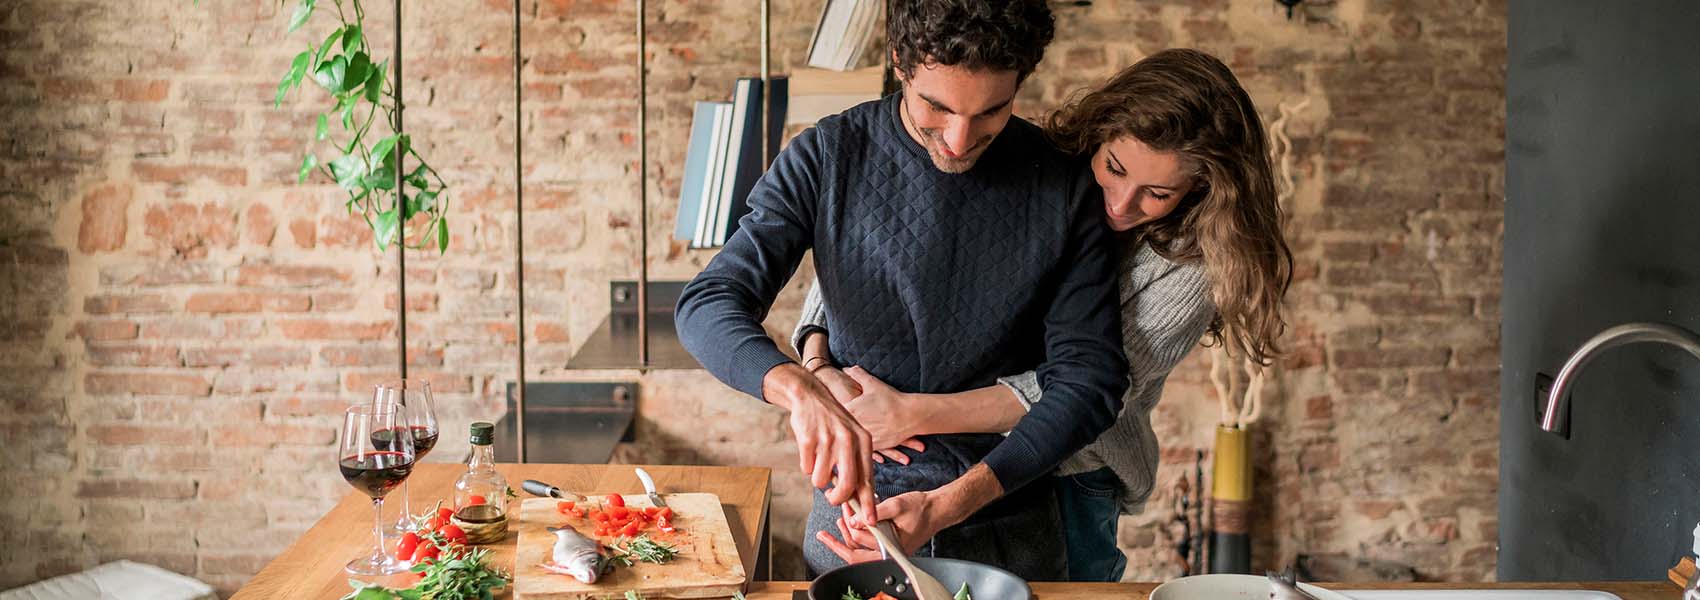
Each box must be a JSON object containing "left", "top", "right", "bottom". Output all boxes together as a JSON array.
[
  {"left": 287, "top": 0, "right": 315, "bottom": 33},
  {"left": 276, "top": 49, "right": 311, "bottom": 107},
  {"left": 299, "top": 153, "right": 318, "bottom": 183},
  {"left": 374, "top": 209, "right": 399, "bottom": 250},
  {"left": 268, "top": 0, "right": 453, "bottom": 253}
]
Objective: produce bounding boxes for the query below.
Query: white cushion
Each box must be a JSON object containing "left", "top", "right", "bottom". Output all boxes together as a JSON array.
[{"left": 1, "top": 560, "right": 216, "bottom": 600}]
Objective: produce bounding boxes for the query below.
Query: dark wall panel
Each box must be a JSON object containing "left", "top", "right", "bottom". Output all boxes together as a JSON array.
[{"left": 1503, "top": 0, "right": 1700, "bottom": 581}]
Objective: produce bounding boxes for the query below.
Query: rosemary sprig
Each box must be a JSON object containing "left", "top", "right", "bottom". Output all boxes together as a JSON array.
[{"left": 608, "top": 535, "right": 681, "bottom": 566}]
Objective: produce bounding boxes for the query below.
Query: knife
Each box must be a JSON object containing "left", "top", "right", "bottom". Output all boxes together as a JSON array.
[
  {"left": 634, "top": 467, "right": 667, "bottom": 507},
  {"left": 521, "top": 479, "right": 582, "bottom": 501}
]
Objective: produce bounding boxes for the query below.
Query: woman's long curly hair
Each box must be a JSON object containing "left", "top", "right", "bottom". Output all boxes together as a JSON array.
[{"left": 1046, "top": 49, "right": 1293, "bottom": 366}]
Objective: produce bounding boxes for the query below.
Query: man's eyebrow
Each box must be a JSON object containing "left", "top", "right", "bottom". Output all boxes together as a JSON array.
[{"left": 916, "top": 92, "right": 1015, "bottom": 117}]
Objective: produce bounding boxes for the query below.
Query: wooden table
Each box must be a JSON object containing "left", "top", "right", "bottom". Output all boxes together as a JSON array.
[
  {"left": 741, "top": 580, "right": 1677, "bottom": 599},
  {"left": 232, "top": 464, "right": 771, "bottom": 600}
]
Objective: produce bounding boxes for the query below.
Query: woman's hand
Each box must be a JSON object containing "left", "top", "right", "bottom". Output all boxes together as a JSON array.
[
  {"left": 843, "top": 367, "right": 931, "bottom": 457},
  {"left": 813, "top": 491, "right": 944, "bottom": 562}
]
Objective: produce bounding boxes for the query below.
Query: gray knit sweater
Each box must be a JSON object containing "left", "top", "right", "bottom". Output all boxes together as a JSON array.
[{"left": 793, "top": 242, "right": 1214, "bottom": 514}]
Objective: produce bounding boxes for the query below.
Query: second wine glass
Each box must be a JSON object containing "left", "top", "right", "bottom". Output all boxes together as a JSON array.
[
  {"left": 373, "top": 379, "right": 438, "bottom": 535},
  {"left": 339, "top": 401, "right": 415, "bottom": 575}
]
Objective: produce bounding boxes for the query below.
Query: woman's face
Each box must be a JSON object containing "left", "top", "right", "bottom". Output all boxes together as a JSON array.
[{"left": 1092, "top": 136, "right": 1194, "bottom": 232}]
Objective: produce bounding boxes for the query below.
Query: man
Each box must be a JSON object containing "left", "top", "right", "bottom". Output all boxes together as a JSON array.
[{"left": 674, "top": 0, "right": 1129, "bottom": 580}]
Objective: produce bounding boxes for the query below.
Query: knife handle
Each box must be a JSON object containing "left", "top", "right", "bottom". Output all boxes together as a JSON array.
[{"left": 522, "top": 479, "right": 560, "bottom": 498}]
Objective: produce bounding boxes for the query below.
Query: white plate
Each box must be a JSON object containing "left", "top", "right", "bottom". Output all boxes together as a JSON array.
[{"left": 1151, "top": 574, "right": 1356, "bottom": 600}]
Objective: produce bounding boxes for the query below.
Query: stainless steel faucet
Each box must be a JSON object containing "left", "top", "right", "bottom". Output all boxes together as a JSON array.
[
  {"left": 1540, "top": 322, "right": 1700, "bottom": 436},
  {"left": 1540, "top": 322, "right": 1700, "bottom": 596}
]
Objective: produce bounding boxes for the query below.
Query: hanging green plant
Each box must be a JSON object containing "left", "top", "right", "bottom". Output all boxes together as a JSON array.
[{"left": 273, "top": 0, "right": 450, "bottom": 252}]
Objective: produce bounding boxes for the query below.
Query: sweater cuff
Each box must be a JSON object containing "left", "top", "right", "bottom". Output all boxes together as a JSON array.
[
  {"left": 996, "top": 371, "right": 1042, "bottom": 412},
  {"left": 980, "top": 434, "right": 1046, "bottom": 495},
  {"left": 727, "top": 340, "right": 797, "bottom": 402}
]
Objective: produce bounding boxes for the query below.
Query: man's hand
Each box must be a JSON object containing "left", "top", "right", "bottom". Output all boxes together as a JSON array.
[
  {"left": 811, "top": 365, "right": 862, "bottom": 404},
  {"left": 814, "top": 464, "right": 1005, "bottom": 563},
  {"left": 764, "top": 362, "right": 878, "bottom": 525},
  {"left": 814, "top": 491, "right": 940, "bottom": 561}
]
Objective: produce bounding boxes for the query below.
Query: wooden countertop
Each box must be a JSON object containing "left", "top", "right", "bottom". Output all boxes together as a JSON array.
[
  {"left": 231, "top": 463, "right": 771, "bottom": 600},
  {"left": 742, "top": 580, "right": 1676, "bottom": 599}
]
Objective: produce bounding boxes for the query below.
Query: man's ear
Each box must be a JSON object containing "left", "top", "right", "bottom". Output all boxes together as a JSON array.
[{"left": 889, "top": 49, "right": 906, "bottom": 85}]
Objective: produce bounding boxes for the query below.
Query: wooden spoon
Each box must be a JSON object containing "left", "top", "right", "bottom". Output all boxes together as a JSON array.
[{"left": 846, "top": 497, "right": 953, "bottom": 600}]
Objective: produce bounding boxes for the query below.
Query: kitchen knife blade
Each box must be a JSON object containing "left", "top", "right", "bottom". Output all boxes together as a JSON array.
[{"left": 634, "top": 467, "right": 667, "bottom": 507}]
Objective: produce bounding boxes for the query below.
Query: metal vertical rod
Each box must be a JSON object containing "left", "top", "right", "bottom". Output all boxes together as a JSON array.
[
  {"left": 393, "top": 0, "right": 408, "bottom": 381},
  {"left": 635, "top": 0, "right": 649, "bottom": 367},
  {"left": 760, "top": 0, "right": 771, "bottom": 165},
  {"left": 513, "top": 0, "right": 528, "bottom": 463}
]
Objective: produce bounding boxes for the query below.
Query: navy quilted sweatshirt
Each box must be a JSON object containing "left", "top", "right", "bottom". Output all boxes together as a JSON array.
[{"left": 676, "top": 94, "right": 1129, "bottom": 495}]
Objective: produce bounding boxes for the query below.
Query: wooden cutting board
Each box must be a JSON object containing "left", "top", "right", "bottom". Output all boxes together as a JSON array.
[{"left": 513, "top": 494, "right": 745, "bottom": 599}]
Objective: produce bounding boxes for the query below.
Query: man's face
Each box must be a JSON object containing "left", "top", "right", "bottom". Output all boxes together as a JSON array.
[{"left": 896, "top": 61, "right": 1020, "bottom": 174}]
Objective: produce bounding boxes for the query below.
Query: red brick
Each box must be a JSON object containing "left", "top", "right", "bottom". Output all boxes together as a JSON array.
[
  {"left": 86, "top": 424, "right": 196, "bottom": 446},
  {"left": 344, "top": 371, "right": 471, "bottom": 394},
  {"left": 114, "top": 79, "right": 170, "bottom": 102},
  {"left": 384, "top": 291, "right": 438, "bottom": 313},
  {"left": 74, "top": 320, "right": 139, "bottom": 341},
  {"left": 140, "top": 318, "right": 263, "bottom": 340},
  {"left": 1360, "top": 294, "right": 1474, "bottom": 317},
  {"left": 77, "top": 184, "right": 131, "bottom": 253},
  {"left": 85, "top": 344, "right": 182, "bottom": 367},
  {"left": 83, "top": 294, "right": 174, "bottom": 315},
  {"left": 1333, "top": 347, "right": 1449, "bottom": 369},
  {"left": 210, "top": 424, "right": 334, "bottom": 448},
  {"left": 266, "top": 396, "right": 350, "bottom": 418},
  {"left": 183, "top": 346, "right": 312, "bottom": 368},
  {"left": 185, "top": 292, "right": 261, "bottom": 313},
  {"left": 143, "top": 201, "right": 238, "bottom": 258},
  {"left": 317, "top": 212, "right": 375, "bottom": 249},
  {"left": 245, "top": 203, "right": 277, "bottom": 246},
  {"left": 99, "top": 262, "right": 222, "bottom": 286},
  {"left": 319, "top": 345, "right": 397, "bottom": 367},
  {"left": 289, "top": 218, "right": 315, "bottom": 249},
  {"left": 85, "top": 373, "right": 212, "bottom": 396},
  {"left": 311, "top": 292, "right": 359, "bottom": 311},
  {"left": 1355, "top": 499, "right": 1402, "bottom": 520},
  {"left": 43, "top": 77, "right": 105, "bottom": 100},
  {"left": 235, "top": 264, "right": 353, "bottom": 288},
  {"left": 535, "top": 322, "right": 571, "bottom": 343},
  {"left": 77, "top": 479, "right": 195, "bottom": 500},
  {"left": 133, "top": 162, "right": 248, "bottom": 186},
  {"left": 1305, "top": 395, "right": 1333, "bottom": 420},
  {"left": 278, "top": 319, "right": 392, "bottom": 341}
]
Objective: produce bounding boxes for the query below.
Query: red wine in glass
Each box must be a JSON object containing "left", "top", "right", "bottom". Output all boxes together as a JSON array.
[
  {"left": 374, "top": 379, "right": 439, "bottom": 535},
  {"left": 339, "top": 402, "right": 415, "bottom": 576},
  {"left": 338, "top": 451, "right": 414, "bottom": 498},
  {"left": 371, "top": 426, "right": 439, "bottom": 460}
]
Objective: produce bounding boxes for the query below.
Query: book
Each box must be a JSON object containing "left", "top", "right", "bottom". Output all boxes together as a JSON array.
[
  {"left": 711, "top": 78, "right": 759, "bottom": 245},
  {"left": 717, "top": 76, "right": 788, "bottom": 243},
  {"left": 694, "top": 102, "right": 733, "bottom": 247},
  {"left": 673, "top": 101, "right": 720, "bottom": 242},
  {"left": 807, "top": 0, "right": 881, "bottom": 71}
]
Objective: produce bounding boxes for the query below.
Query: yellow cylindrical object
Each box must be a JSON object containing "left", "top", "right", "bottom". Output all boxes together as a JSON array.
[{"left": 1211, "top": 424, "right": 1252, "bottom": 503}]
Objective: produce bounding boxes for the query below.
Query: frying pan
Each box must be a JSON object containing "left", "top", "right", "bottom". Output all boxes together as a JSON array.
[{"left": 808, "top": 557, "right": 1031, "bottom": 600}]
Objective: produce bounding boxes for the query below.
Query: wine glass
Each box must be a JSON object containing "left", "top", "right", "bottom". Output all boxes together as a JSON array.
[
  {"left": 374, "top": 379, "right": 438, "bottom": 535},
  {"left": 338, "top": 401, "right": 415, "bottom": 575}
]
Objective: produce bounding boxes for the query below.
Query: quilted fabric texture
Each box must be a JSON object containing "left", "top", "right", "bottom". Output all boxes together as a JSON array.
[{"left": 676, "top": 94, "right": 1129, "bottom": 494}]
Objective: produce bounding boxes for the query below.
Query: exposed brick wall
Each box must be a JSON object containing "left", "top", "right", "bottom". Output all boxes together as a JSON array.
[{"left": 0, "top": 0, "right": 1503, "bottom": 594}]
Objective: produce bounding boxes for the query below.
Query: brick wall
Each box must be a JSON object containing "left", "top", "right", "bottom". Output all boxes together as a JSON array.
[{"left": 0, "top": 0, "right": 1504, "bottom": 594}]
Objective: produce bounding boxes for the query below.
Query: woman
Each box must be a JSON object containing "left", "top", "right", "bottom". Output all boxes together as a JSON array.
[{"left": 796, "top": 48, "right": 1294, "bottom": 582}]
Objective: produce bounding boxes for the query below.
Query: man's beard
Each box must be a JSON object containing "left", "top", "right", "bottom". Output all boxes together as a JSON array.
[{"left": 920, "top": 130, "right": 988, "bottom": 174}]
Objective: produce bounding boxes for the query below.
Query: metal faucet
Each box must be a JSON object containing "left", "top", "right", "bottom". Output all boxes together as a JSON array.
[
  {"left": 1540, "top": 322, "right": 1700, "bottom": 436},
  {"left": 1540, "top": 322, "right": 1700, "bottom": 598}
]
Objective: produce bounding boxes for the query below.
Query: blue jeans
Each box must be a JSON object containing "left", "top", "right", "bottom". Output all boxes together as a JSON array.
[{"left": 1054, "top": 467, "right": 1126, "bottom": 582}]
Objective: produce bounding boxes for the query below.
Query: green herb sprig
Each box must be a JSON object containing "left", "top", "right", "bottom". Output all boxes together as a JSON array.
[{"left": 608, "top": 535, "right": 681, "bottom": 567}]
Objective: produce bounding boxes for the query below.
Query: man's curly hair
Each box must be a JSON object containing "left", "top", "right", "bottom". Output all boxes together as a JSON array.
[{"left": 887, "top": 0, "right": 1055, "bottom": 82}]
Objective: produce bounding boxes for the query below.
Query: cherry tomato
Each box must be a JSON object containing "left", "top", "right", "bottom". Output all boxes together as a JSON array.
[
  {"left": 606, "top": 494, "right": 624, "bottom": 508},
  {"left": 438, "top": 524, "right": 468, "bottom": 545},
  {"left": 643, "top": 507, "right": 660, "bottom": 518},
  {"left": 609, "top": 506, "right": 629, "bottom": 520},
  {"left": 657, "top": 507, "right": 673, "bottom": 521},
  {"left": 412, "top": 542, "right": 440, "bottom": 563},
  {"left": 395, "top": 532, "right": 421, "bottom": 559},
  {"left": 468, "top": 495, "right": 487, "bottom": 506},
  {"left": 557, "top": 501, "right": 576, "bottom": 512}
]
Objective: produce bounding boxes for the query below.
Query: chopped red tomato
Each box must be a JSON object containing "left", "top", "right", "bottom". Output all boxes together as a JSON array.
[{"left": 871, "top": 594, "right": 899, "bottom": 600}]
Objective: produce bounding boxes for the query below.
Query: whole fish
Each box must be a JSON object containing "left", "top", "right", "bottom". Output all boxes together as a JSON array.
[
  {"left": 1267, "top": 567, "right": 1321, "bottom": 600},
  {"left": 540, "top": 525, "right": 606, "bottom": 583}
]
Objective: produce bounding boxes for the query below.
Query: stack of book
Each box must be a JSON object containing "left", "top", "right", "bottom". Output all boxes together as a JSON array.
[
  {"left": 806, "top": 0, "right": 883, "bottom": 72},
  {"left": 673, "top": 77, "right": 788, "bottom": 248}
]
